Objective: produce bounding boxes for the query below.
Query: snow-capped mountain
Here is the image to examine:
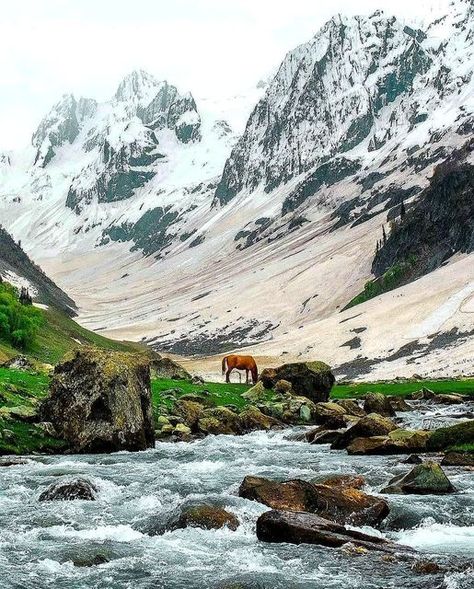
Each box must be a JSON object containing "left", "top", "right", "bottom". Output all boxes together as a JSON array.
[{"left": 0, "top": 1, "right": 473, "bottom": 380}]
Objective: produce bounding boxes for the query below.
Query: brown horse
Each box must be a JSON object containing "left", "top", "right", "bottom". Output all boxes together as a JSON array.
[{"left": 222, "top": 354, "right": 258, "bottom": 385}]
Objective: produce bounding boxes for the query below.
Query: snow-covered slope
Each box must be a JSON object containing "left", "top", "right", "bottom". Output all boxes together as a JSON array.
[{"left": 0, "top": 1, "right": 473, "bottom": 380}]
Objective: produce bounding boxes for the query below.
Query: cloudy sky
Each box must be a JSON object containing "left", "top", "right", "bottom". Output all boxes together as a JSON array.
[{"left": 0, "top": 0, "right": 452, "bottom": 150}]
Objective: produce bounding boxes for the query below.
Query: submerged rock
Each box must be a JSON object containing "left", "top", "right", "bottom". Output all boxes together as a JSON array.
[
  {"left": 168, "top": 504, "right": 240, "bottom": 531},
  {"left": 259, "top": 361, "right": 335, "bottom": 402},
  {"left": 239, "top": 476, "right": 388, "bottom": 526},
  {"left": 381, "top": 462, "right": 456, "bottom": 494},
  {"left": 256, "top": 510, "right": 413, "bottom": 553},
  {"left": 39, "top": 347, "right": 155, "bottom": 453},
  {"left": 39, "top": 478, "right": 97, "bottom": 501}
]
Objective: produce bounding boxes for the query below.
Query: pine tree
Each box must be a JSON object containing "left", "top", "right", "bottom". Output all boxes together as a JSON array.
[
  {"left": 19, "top": 287, "right": 32, "bottom": 306},
  {"left": 382, "top": 225, "right": 387, "bottom": 244}
]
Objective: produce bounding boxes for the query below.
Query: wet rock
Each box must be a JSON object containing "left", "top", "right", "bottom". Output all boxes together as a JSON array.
[
  {"left": 411, "top": 559, "right": 442, "bottom": 575},
  {"left": 408, "top": 387, "right": 435, "bottom": 400},
  {"left": 310, "top": 429, "right": 346, "bottom": 445},
  {"left": 0, "top": 458, "right": 28, "bottom": 467},
  {"left": 256, "top": 510, "right": 412, "bottom": 553},
  {"left": 381, "top": 461, "right": 456, "bottom": 494},
  {"left": 73, "top": 554, "right": 110, "bottom": 567},
  {"left": 441, "top": 451, "right": 474, "bottom": 467},
  {"left": 259, "top": 361, "right": 335, "bottom": 402},
  {"left": 39, "top": 347, "right": 155, "bottom": 453},
  {"left": 313, "top": 402, "right": 347, "bottom": 424},
  {"left": 317, "top": 474, "right": 365, "bottom": 490},
  {"left": 239, "top": 476, "right": 388, "bottom": 526},
  {"left": 198, "top": 407, "right": 242, "bottom": 435},
  {"left": 347, "top": 430, "right": 430, "bottom": 455},
  {"left": 427, "top": 420, "right": 474, "bottom": 451},
  {"left": 239, "top": 406, "right": 283, "bottom": 433},
  {"left": 168, "top": 504, "right": 239, "bottom": 531},
  {"left": 150, "top": 356, "right": 191, "bottom": 380},
  {"left": 387, "top": 396, "right": 412, "bottom": 412},
  {"left": 432, "top": 394, "right": 465, "bottom": 405},
  {"left": 39, "top": 478, "right": 97, "bottom": 501},
  {"left": 363, "top": 393, "right": 395, "bottom": 417},
  {"left": 335, "top": 399, "right": 366, "bottom": 417},
  {"left": 331, "top": 413, "right": 398, "bottom": 449},
  {"left": 403, "top": 454, "right": 423, "bottom": 464}
]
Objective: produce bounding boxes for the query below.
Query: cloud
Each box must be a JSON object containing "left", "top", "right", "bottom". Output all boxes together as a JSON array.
[{"left": 0, "top": 0, "right": 453, "bottom": 149}]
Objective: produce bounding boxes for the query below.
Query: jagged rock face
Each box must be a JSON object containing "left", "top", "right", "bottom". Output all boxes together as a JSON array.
[
  {"left": 32, "top": 95, "right": 97, "bottom": 167},
  {"left": 40, "top": 347, "right": 155, "bottom": 453},
  {"left": 214, "top": 6, "right": 473, "bottom": 208},
  {"left": 373, "top": 147, "right": 474, "bottom": 280}
]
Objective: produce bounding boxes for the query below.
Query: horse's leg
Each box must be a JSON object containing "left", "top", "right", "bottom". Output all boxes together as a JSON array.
[
  {"left": 245, "top": 369, "right": 249, "bottom": 385},
  {"left": 226, "top": 368, "right": 232, "bottom": 383}
]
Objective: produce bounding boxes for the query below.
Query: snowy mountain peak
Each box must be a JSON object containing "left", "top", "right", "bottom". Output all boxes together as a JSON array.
[{"left": 114, "top": 69, "right": 164, "bottom": 107}]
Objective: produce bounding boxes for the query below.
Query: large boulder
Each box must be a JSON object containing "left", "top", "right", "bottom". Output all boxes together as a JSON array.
[
  {"left": 259, "top": 361, "right": 335, "bottom": 402},
  {"left": 347, "top": 429, "right": 431, "bottom": 455},
  {"left": 238, "top": 406, "right": 283, "bottom": 433},
  {"left": 174, "top": 399, "right": 205, "bottom": 431},
  {"left": 381, "top": 462, "right": 456, "bottom": 494},
  {"left": 363, "top": 393, "right": 395, "bottom": 417},
  {"left": 239, "top": 476, "right": 388, "bottom": 526},
  {"left": 150, "top": 356, "right": 191, "bottom": 380},
  {"left": 331, "top": 413, "right": 398, "bottom": 449},
  {"left": 442, "top": 451, "right": 474, "bottom": 467},
  {"left": 40, "top": 348, "right": 155, "bottom": 453},
  {"left": 256, "top": 510, "right": 413, "bottom": 553},
  {"left": 197, "top": 407, "right": 242, "bottom": 435},
  {"left": 427, "top": 420, "right": 474, "bottom": 451},
  {"left": 313, "top": 402, "right": 347, "bottom": 425}
]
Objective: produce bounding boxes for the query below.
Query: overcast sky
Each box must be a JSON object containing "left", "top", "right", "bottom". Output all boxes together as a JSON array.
[{"left": 0, "top": 0, "right": 453, "bottom": 150}]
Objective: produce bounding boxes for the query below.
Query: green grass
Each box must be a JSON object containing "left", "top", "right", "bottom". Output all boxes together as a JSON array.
[
  {"left": 331, "top": 379, "right": 474, "bottom": 399},
  {"left": 151, "top": 377, "right": 252, "bottom": 410}
]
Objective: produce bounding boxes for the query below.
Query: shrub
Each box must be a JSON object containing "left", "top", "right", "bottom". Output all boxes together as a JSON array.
[{"left": 0, "top": 282, "right": 43, "bottom": 349}]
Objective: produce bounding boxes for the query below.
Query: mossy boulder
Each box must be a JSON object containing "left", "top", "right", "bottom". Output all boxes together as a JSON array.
[
  {"left": 335, "top": 399, "right": 366, "bottom": 417},
  {"left": 427, "top": 420, "right": 474, "bottom": 451},
  {"left": 388, "top": 396, "right": 412, "bottom": 412},
  {"left": 259, "top": 361, "right": 335, "bottom": 402},
  {"left": 174, "top": 399, "right": 205, "bottom": 431},
  {"left": 381, "top": 462, "right": 456, "bottom": 494},
  {"left": 150, "top": 356, "right": 191, "bottom": 380},
  {"left": 313, "top": 402, "right": 347, "bottom": 425},
  {"left": 363, "top": 393, "right": 395, "bottom": 417},
  {"left": 332, "top": 413, "right": 397, "bottom": 449},
  {"left": 347, "top": 430, "right": 430, "bottom": 455},
  {"left": 239, "top": 406, "right": 283, "bottom": 433},
  {"left": 39, "top": 347, "right": 155, "bottom": 453},
  {"left": 198, "top": 407, "right": 242, "bottom": 435},
  {"left": 442, "top": 451, "right": 474, "bottom": 467},
  {"left": 241, "top": 381, "right": 267, "bottom": 403}
]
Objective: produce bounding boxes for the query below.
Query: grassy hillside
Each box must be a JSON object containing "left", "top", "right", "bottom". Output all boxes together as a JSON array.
[{"left": 0, "top": 306, "right": 147, "bottom": 366}]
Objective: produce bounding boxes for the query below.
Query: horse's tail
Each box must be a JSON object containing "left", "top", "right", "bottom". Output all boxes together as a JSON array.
[
  {"left": 251, "top": 361, "right": 258, "bottom": 384},
  {"left": 222, "top": 356, "right": 228, "bottom": 375}
]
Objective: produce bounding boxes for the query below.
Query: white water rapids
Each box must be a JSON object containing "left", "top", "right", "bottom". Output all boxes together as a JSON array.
[{"left": 0, "top": 403, "right": 473, "bottom": 588}]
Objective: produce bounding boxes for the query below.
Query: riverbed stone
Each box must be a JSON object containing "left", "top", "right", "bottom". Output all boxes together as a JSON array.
[
  {"left": 39, "top": 478, "right": 97, "bottom": 501},
  {"left": 347, "top": 430, "right": 431, "bottom": 455},
  {"left": 239, "top": 476, "right": 388, "bottom": 526},
  {"left": 259, "top": 361, "right": 335, "bottom": 402},
  {"left": 317, "top": 474, "right": 365, "bottom": 489},
  {"left": 331, "top": 413, "right": 397, "bottom": 449},
  {"left": 388, "top": 396, "right": 412, "bottom": 412},
  {"left": 174, "top": 399, "right": 204, "bottom": 431},
  {"left": 169, "top": 504, "right": 240, "bottom": 531},
  {"left": 441, "top": 451, "right": 474, "bottom": 467},
  {"left": 381, "top": 462, "right": 456, "bottom": 494},
  {"left": 256, "top": 510, "right": 410, "bottom": 553},
  {"left": 313, "top": 402, "right": 347, "bottom": 424},
  {"left": 335, "top": 399, "right": 366, "bottom": 417},
  {"left": 39, "top": 347, "right": 155, "bottom": 453},
  {"left": 363, "top": 393, "right": 395, "bottom": 417},
  {"left": 197, "top": 407, "right": 242, "bottom": 435},
  {"left": 427, "top": 420, "right": 474, "bottom": 451},
  {"left": 239, "top": 406, "right": 283, "bottom": 433}
]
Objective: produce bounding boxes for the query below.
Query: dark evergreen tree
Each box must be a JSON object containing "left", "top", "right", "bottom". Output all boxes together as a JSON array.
[
  {"left": 400, "top": 200, "right": 406, "bottom": 218},
  {"left": 382, "top": 225, "right": 387, "bottom": 244},
  {"left": 19, "top": 287, "right": 33, "bottom": 306}
]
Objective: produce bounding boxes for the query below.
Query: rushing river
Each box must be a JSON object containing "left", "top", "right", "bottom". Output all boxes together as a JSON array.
[{"left": 0, "top": 402, "right": 473, "bottom": 589}]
